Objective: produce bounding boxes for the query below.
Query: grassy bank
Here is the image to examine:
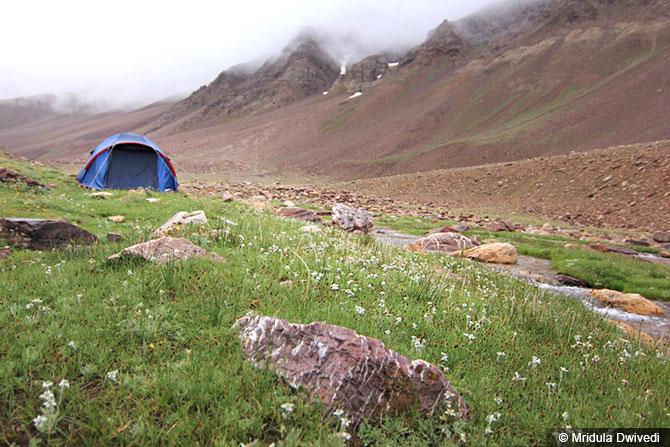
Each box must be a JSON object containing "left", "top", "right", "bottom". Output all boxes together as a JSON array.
[
  {"left": 378, "top": 215, "right": 670, "bottom": 300},
  {"left": 1, "top": 157, "right": 669, "bottom": 445}
]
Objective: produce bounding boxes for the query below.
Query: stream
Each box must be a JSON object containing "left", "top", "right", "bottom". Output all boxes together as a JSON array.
[{"left": 373, "top": 228, "right": 670, "bottom": 341}]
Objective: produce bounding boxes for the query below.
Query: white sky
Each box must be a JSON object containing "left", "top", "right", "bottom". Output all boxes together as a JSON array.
[{"left": 0, "top": 0, "right": 494, "bottom": 107}]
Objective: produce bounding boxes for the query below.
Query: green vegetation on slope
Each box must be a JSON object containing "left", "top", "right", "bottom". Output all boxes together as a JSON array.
[{"left": 1, "top": 157, "right": 669, "bottom": 445}]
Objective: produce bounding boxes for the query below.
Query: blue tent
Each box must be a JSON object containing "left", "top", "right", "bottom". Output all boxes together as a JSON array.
[{"left": 77, "top": 132, "right": 178, "bottom": 191}]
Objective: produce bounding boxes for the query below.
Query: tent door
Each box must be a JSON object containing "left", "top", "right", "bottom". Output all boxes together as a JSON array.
[{"left": 104, "top": 145, "right": 159, "bottom": 190}]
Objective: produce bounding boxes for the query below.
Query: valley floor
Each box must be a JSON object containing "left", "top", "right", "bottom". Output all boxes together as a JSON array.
[{"left": 1, "top": 154, "right": 669, "bottom": 445}]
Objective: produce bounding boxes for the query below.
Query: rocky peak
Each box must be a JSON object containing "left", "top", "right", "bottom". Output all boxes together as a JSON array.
[
  {"left": 331, "top": 54, "right": 391, "bottom": 93},
  {"left": 402, "top": 20, "right": 465, "bottom": 66}
]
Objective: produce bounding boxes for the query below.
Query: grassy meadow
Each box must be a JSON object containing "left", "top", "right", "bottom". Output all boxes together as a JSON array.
[{"left": 1, "top": 155, "right": 669, "bottom": 446}]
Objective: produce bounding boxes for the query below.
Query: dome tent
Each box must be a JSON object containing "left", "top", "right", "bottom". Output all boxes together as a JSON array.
[{"left": 77, "top": 132, "right": 178, "bottom": 191}]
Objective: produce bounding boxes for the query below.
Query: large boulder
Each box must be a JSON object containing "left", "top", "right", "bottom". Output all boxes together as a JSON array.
[
  {"left": 154, "top": 211, "right": 207, "bottom": 236},
  {"left": 0, "top": 218, "right": 97, "bottom": 250},
  {"left": 276, "top": 207, "right": 321, "bottom": 223},
  {"left": 332, "top": 203, "right": 373, "bottom": 233},
  {"left": 235, "top": 315, "right": 467, "bottom": 430},
  {"left": 408, "top": 232, "right": 475, "bottom": 254},
  {"left": 108, "top": 237, "right": 222, "bottom": 264},
  {"left": 462, "top": 243, "right": 518, "bottom": 265},
  {"left": 591, "top": 289, "right": 664, "bottom": 316}
]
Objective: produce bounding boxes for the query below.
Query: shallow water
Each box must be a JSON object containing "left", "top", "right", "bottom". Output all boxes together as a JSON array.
[{"left": 373, "top": 227, "right": 670, "bottom": 340}]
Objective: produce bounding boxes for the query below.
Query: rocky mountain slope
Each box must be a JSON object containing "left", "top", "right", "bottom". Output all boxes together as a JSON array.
[{"left": 1, "top": 0, "right": 669, "bottom": 183}]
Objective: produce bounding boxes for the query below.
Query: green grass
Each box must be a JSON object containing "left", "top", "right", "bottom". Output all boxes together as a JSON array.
[
  {"left": 1, "top": 157, "right": 670, "bottom": 445},
  {"left": 378, "top": 215, "right": 670, "bottom": 301}
]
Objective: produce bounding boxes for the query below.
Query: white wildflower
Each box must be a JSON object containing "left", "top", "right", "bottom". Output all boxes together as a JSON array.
[
  {"left": 354, "top": 305, "right": 365, "bottom": 315},
  {"left": 528, "top": 356, "right": 541, "bottom": 368},
  {"left": 512, "top": 371, "right": 527, "bottom": 382},
  {"left": 106, "top": 370, "right": 119, "bottom": 382},
  {"left": 280, "top": 402, "right": 294, "bottom": 413},
  {"left": 58, "top": 379, "right": 70, "bottom": 390}
]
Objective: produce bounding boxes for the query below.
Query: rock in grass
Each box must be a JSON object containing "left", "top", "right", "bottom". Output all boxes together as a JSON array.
[
  {"left": 222, "top": 191, "right": 235, "bottom": 202},
  {"left": 107, "top": 232, "right": 124, "bottom": 243},
  {"left": 591, "top": 289, "right": 664, "bottom": 316},
  {"left": 276, "top": 207, "right": 321, "bottom": 223},
  {"left": 0, "top": 218, "right": 97, "bottom": 249},
  {"left": 483, "top": 220, "right": 513, "bottom": 232},
  {"left": 462, "top": 242, "right": 518, "bottom": 265},
  {"left": 332, "top": 203, "right": 373, "bottom": 233},
  {"left": 0, "top": 167, "right": 49, "bottom": 189},
  {"left": 653, "top": 231, "right": 670, "bottom": 243},
  {"left": 108, "top": 237, "right": 222, "bottom": 264},
  {"left": 0, "top": 246, "right": 11, "bottom": 260},
  {"left": 154, "top": 211, "right": 207, "bottom": 236},
  {"left": 90, "top": 191, "right": 113, "bottom": 199},
  {"left": 408, "top": 232, "right": 475, "bottom": 254},
  {"left": 108, "top": 215, "right": 125, "bottom": 223},
  {"left": 235, "top": 315, "right": 467, "bottom": 431}
]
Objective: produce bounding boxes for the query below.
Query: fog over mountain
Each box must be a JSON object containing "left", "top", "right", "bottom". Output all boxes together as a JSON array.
[{"left": 0, "top": 0, "right": 495, "bottom": 109}]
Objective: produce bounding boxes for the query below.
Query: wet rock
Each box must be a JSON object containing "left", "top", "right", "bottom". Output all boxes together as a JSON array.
[
  {"left": 591, "top": 289, "right": 664, "bottom": 316},
  {"left": 276, "top": 207, "right": 321, "bottom": 223},
  {"left": 408, "top": 232, "right": 475, "bottom": 254},
  {"left": 108, "top": 215, "right": 125, "bottom": 223},
  {"left": 332, "top": 203, "right": 373, "bottom": 233},
  {"left": 107, "top": 232, "right": 124, "bottom": 243},
  {"left": 556, "top": 274, "right": 589, "bottom": 288},
  {"left": 463, "top": 242, "right": 518, "bottom": 264},
  {"left": 90, "top": 191, "right": 113, "bottom": 199},
  {"left": 300, "top": 224, "right": 321, "bottom": 233},
  {"left": 235, "top": 315, "right": 467, "bottom": 430},
  {"left": 154, "top": 210, "right": 207, "bottom": 236},
  {"left": 0, "top": 218, "right": 97, "bottom": 250},
  {"left": 108, "top": 237, "right": 222, "bottom": 264},
  {"left": 653, "top": 232, "right": 670, "bottom": 243},
  {"left": 0, "top": 167, "right": 48, "bottom": 188}
]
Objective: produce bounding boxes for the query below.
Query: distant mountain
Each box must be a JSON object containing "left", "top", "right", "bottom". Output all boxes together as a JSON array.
[
  {"left": 3, "top": 0, "right": 670, "bottom": 182},
  {"left": 0, "top": 95, "right": 62, "bottom": 131},
  {"left": 153, "top": 33, "right": 340, "bottom": 132}
]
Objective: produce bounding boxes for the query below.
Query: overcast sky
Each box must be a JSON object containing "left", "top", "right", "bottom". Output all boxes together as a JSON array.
[{"left": 1, "top": 0, "right": 494, "bottom": 107}]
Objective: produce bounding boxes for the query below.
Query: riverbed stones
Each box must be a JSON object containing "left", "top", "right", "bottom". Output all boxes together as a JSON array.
[
  {"left": 235, "top": 315, "right": 468, "bottom": 430},
  {"left": 332, "top": 203, "right": 373, "bottom": 233},
  {"left": 154, "top": 210, "right": 207, "bottom": 236},
  {"left": 408, "top": 232, "right": 475, "bottom": 254},
  {"left": 591, "top": 289, "right": 664, "bottom": 316},
  {"left": 0, "top": 218, "right": 97, "bottom": 249},
  {"left": 108, "top": 236, "right": 222, "bottom": 264},
  {"left": 462, "top": 243, "right": 518, "bottom": 265}
]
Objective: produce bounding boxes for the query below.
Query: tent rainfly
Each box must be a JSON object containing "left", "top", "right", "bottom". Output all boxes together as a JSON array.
[{"left": 77, "top": 132, "right": 178, "bottom": 191}]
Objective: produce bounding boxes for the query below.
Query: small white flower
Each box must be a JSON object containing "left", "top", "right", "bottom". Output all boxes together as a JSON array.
[
  {"left": 33, "top": 414, "right": 49, "bottom": 432},
  {"left": 496, "top": 352, "right": 507, "bottom": 360},
  {"left": 280, "top": 402, "right": 294, "bottom": 413},
  {"left": 67, "top": 341, "right": 77, "bottom": 349},
  {"left": 329, "top": 283, "right": 339, "bottom": 291},
  {"left": 338, "top": 432, "right": 352, "bottom": 441},
  {"left": 106, "top": 370, "right": 119, "bottom": 382},
  {"left": 41, "top": 381, "right": 53, "bottom": 389},
  {"left": 354, "top": 305, "right": 365, "bottom": 315},
  {"left": 440, "top": 352, "right": 449, "bottom": 363},
  {"left": 512, "top": 371, "right": 527, "bottom": 382},
  {"left": 546, "top": 382, "right": 558, "bottom": 390},
  {"left": 58, "top": 379, "right": 70, "bottom": 390},
  {"left": 528, "top": 356, "right": 541, "bottom": 368},
  {"left": 333, "top": 409, "right": 344, "bottom": 418}
]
